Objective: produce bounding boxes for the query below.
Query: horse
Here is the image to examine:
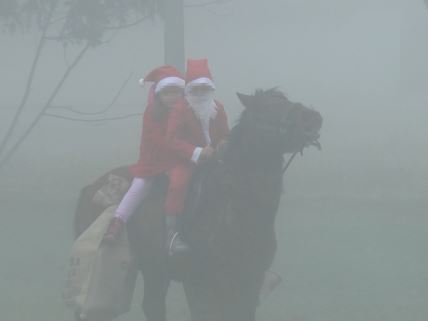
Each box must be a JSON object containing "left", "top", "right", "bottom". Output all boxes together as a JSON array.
[{"left": 73, "top": 88, "right": 322, "bottom": 321}]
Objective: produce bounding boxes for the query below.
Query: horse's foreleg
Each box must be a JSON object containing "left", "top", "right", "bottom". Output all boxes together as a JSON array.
[
  {"left": 223, "top": 273, "right": 264, "bottom": 321},
  {"left": 183, "top": 278, "right": 220, "bottom": 321},
  {"left": 141, "top": 262, "right": 169, "bottom": 321}
]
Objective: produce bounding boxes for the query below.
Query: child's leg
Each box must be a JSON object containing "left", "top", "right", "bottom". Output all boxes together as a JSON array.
[{"left": 114, "top": 177, "right": 153, "bottom": 222}]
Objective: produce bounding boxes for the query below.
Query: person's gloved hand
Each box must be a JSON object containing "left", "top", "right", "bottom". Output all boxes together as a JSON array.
[{"left": 199, "top": 145, "right": 214, "bottom": 163}]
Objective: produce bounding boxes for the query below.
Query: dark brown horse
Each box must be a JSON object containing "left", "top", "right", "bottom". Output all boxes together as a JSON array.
[{"left": 74, "top": 88, "right": 322, "bottom": 321}]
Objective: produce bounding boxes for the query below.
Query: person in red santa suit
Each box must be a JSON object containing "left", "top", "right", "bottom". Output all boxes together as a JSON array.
[
  {"left": 164, "top": 58, "right": 229, "bottom": 253},
  {"left": 103, "top": 65, "right": 186, "bottom": 247}
]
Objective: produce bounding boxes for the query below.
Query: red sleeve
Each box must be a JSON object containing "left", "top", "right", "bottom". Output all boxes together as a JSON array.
[
  {"left": 166, "top": 101, "right": 197, "bottom": 161},
  {"left": 139, "top": 105, "right": 169, "bottom": 157}
]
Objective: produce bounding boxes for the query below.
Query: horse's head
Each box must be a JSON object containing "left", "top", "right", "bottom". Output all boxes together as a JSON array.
[{"left": 236, "top": 88, "right": 322, "bottom": 155}]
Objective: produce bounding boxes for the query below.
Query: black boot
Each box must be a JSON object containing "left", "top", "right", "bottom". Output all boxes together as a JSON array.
[{"left": 165, "top": 215, "right": 189, "bottom": 256}]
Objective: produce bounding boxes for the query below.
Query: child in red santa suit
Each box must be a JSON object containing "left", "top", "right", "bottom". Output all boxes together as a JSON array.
[{"left": 103, "top": 65, "right": 187, "bottom": 251}]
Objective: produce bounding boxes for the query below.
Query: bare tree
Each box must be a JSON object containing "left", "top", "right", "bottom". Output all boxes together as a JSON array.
[
  {"left": 0, "top": 0, "right": 158, "bottom": 169},
  {"left": 0, "top": 0, "right": 231, "bottom": 170}
]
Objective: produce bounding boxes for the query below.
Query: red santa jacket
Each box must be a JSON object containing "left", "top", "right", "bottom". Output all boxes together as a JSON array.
[
  {"left": 129, "top": 102, "right": 179, "bottom": 177},
  {"left": 166, "top": 99, "right": 229, "bottom": 162}
]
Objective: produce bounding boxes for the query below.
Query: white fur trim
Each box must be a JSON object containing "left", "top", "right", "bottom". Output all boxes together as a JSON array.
[
  {"left": 155, "top": 77, "right": 185, "bottom": 93},
  {"left": 191, "top": 147, "right": 203, "bottom": 163},
  {"left": 186, "top": 77, "right": 216, "bottom": 90}
]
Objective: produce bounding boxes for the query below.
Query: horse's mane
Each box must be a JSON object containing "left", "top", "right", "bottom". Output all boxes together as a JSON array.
[
  {"left": 233, "top": 87, "right": 289, "bottom": 124},
  {"left": 253, "top": 87, "right": 286, "bottom": 98}
]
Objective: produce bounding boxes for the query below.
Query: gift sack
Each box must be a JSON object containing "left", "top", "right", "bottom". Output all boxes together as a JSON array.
[{"left": 63, "top": 206, "right": 138, "bottom": 321}]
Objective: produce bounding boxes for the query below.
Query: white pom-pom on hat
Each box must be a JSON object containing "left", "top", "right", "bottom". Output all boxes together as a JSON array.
[{"left": 139, "top": 78, "right": 145, "bottom": 86}]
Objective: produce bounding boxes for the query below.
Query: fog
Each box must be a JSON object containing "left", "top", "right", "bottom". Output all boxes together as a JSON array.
[{"left": 0, "top": 0, "right": 426, "bottom": 320}]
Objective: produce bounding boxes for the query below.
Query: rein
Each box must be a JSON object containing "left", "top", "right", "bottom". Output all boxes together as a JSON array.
[
  {"left": 281, "top": 138, "right": 321, "bottom": 175},
  {"left": 282, "top": 151, "right": 298, "bottom": 175}
]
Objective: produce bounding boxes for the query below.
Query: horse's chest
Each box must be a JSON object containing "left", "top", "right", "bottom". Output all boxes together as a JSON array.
[{"left": 226, "top": 171, "right": 281, "bottom": 212}]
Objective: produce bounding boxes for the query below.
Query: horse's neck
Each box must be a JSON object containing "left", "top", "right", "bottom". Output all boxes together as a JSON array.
[
  {"left": 213, "top": 142, "right": 284, "bottom": 225},
  {"left": 223, "top": 136, "right": 284, "bottom": 175}
]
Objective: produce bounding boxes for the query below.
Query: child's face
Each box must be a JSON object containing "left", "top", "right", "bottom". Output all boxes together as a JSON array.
[{"left": 159, "top": 86, "right": 183, "bottom": 108}]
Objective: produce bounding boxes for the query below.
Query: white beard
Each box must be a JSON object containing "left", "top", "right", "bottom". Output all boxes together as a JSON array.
[{"left": 185, "top": 93, "right": 217, "bottom": 122}]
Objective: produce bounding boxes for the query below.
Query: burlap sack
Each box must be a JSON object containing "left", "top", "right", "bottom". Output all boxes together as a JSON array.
[{"left": 63, "top": 206, "right": 138, "bottom": 321}]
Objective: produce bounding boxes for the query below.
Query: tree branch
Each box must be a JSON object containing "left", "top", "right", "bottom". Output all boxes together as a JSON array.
[
  {"left": 48, "top": 71, "right": 134, "bottom": 116},
  {"left": 44, "top": 35, "right": 63, "bottom": 41},
  {"left": 47, "top": 14, "right": 68, "bottom": 26},
  {"left": 184, "top": 0, "right": 231, "bottom": 8},
  {"left": 45, "top": 14, "right": 151, "bottom": 42},
  {"left": 0, "top": 43, "right": 90, "bottom": 169},
  {"left": 43, "top": 112, "right": 142, "bottom": 122},
  {"left": 105, "top": 15, "right": 151, "bottom": 31},
  {"left": 0, "top": 0, "right": 60, "bottom": 158}
]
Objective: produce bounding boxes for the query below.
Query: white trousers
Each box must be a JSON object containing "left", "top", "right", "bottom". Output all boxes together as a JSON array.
[{"left": 114, "top": 177, "right": 153, "bottom": 222}]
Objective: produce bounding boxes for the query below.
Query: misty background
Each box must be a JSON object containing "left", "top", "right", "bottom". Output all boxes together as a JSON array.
[{"left": 0, "top": 0, "right": 426, "bottom": 320}]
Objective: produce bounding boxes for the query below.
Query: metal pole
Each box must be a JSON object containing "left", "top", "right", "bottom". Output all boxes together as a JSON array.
[{"left": 163, "top": 0, "right": 185, "bottom": 72}]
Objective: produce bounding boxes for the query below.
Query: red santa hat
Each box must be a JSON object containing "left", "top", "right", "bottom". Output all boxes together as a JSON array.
[
  {"left": 139, "top": 65, "right": 185, "bottom": 93},
  {"left": 185, "top": 59, "right": 216, "bottom": 90}
]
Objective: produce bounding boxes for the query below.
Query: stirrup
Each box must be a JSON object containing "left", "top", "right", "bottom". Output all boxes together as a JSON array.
[{"left": 167, "top": 232, "right": 190, "bottom": 256}]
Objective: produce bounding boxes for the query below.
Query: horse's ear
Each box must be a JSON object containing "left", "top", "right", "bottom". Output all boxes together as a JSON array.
[{"left": 236, "top": 92, "right": 256, "bottom": 110}]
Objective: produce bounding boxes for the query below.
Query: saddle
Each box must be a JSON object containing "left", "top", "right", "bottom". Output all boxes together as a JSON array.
[{"left": 84, "top": 164, "right": 215, "bottom": 236}]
